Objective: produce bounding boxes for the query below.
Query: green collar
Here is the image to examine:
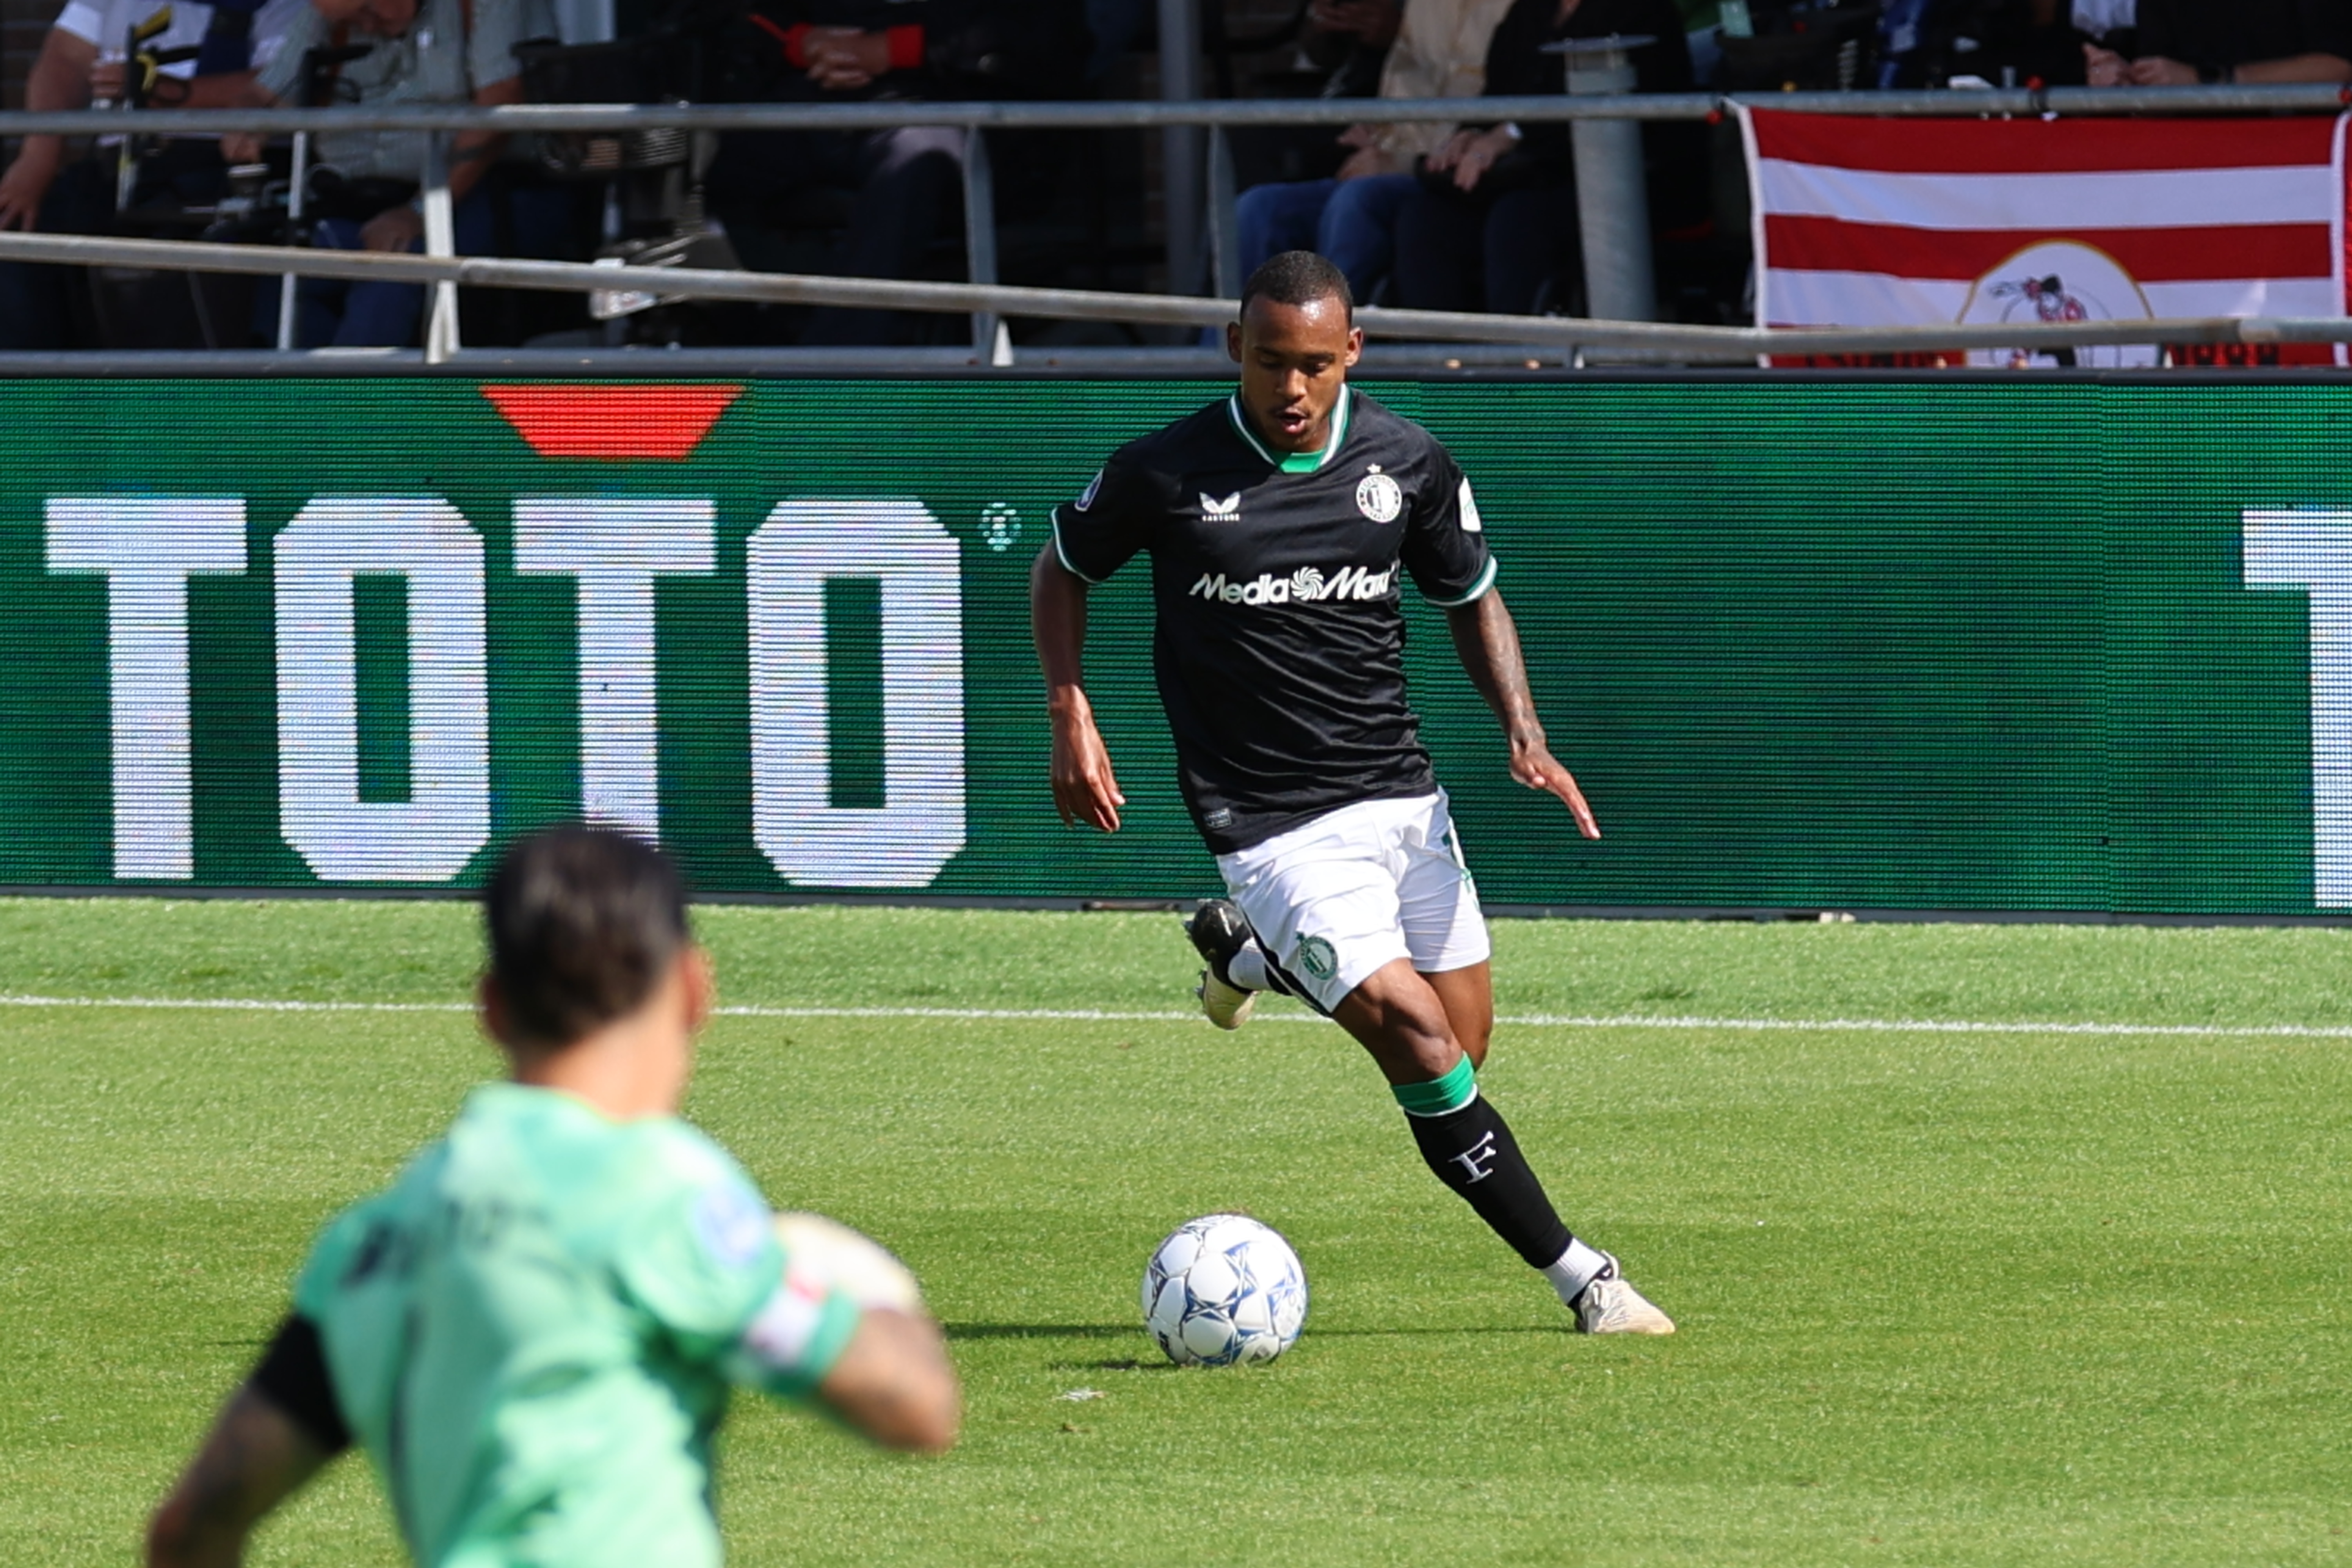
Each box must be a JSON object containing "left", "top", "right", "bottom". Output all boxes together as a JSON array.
[{"left": 1226, "top": 385, "right": 1352, "bottom": 474}]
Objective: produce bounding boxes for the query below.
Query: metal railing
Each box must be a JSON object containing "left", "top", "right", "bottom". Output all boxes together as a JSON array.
[
  {"left": 4, "top": 83, "right": 2348, "bottom": 366},
  {"left": 5, "top": 81, "right": 2347, "bottom": 132},
  {"left": 5, "top": 226, "right": 2351, "bottom": 363}
]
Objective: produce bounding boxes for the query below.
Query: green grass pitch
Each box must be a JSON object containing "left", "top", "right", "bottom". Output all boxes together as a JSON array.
[{"left": 3, "top": 898, "right": 2351, "bottom": 1565}]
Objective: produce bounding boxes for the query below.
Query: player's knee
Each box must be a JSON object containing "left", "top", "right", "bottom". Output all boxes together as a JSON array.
[
  {"left": 1339, "top": 963, "right": 1464, "bottom": 1081},
  {"left": 1383, "top": 1016, "right": 1463, "bottom": 1082},
  {"left": 1459, "top": 1003, "right": 1494, "bottom": 1066}
]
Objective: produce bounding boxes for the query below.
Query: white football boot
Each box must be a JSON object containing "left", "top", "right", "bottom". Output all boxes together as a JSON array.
[
  {"left": 1574, "top": 1254, "right": 1676, "bottom": 1335},
  {"left": 1184, "top": 898, "right": 1259, "bottom": 1031}
]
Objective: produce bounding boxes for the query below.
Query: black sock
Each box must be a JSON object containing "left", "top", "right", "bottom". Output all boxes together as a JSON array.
[{"left": 1405, "top": 1096, "right": 1573, "bottom": 1270}]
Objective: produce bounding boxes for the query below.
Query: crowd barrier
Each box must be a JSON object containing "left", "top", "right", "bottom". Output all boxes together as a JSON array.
[
  {"left": 10, "top": 227, "right": 2352, "bottom": 364},
  {"left": 8, "top": 372, "right": 2352, "bottom": 920}
]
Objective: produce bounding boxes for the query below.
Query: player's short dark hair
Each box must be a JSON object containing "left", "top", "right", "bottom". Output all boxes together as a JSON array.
[
  {"left": 484, "top": 825, "right": 690, "bottom": 1052},
  {"left": 1239, "top": 250, "right": 1354, "bottom": 322}
]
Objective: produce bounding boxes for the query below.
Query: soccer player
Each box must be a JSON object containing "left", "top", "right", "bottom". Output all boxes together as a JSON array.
[
  {"left": 1030, "top": 250, "right": 1671, "bottom": 1335},
  {"left": 145, "top": 826, "right": 960, "bottom": 1568}
]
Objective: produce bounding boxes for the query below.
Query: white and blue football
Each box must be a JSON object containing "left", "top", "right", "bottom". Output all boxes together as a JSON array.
[{"left": 1141, "top": 1214, "right": 1308, "bottom": 1366}]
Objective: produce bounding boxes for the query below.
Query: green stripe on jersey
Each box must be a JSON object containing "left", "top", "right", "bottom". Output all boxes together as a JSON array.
[
  {"left": 1227, "top": 385, "right": 1352, "bottom": 474},
  {"left": 1425, "top": 555, "right": 1499, "bottom": 609}
]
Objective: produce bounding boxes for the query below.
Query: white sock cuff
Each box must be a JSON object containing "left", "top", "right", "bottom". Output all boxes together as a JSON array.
[
  {"left": 1542, "top": 1237, "right": 1610, "bottom": 1304},
  {"left": 1227, "top": 942, "right": 1273, "bottom": 993}
]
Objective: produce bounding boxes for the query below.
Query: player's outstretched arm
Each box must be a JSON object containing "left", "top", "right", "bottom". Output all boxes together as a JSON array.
[
  {"left": 1443, "top": 590, "right": 1600, "bottom": 840},
  {"left": 1030, "top": 546, "right": 1127, "bottom": 833},
  {"left": 815, "top": 1307, "right": 963, "bottom": 1454},
  {"left": 146, "top": 1387, "right": 334, "bottom": 1568}
]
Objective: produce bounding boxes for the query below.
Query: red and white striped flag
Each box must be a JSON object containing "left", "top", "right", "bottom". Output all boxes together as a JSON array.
[{"left": 1737, "top": 107, "right": 2348, "bottom": 366}]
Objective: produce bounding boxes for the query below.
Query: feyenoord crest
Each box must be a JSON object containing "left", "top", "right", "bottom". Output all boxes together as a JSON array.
[
  {"left": 1356, "top": 470, "right": 1403, "bottom": 523},
  {"left": 1295, "top": 935, "right": 1337, "bottom": 980}
]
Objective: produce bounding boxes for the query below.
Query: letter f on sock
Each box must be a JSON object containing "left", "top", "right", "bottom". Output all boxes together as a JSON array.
[{"left": 1450, "top": 1130, "right": 1499, "bottom": 1184}]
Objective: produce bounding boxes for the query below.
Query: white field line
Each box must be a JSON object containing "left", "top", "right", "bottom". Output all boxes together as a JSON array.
[{"left": 0, "top": 992, "right": 2349, "bottom": 1040}]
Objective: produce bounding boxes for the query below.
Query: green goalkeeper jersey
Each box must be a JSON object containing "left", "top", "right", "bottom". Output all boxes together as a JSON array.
[{"left": 289, "top": 1082, "right": 862, "bottom": 1568}]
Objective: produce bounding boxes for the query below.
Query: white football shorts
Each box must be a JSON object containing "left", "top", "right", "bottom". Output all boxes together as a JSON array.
[{"left": 1214, "top": 790, "right": 1491, "bottom": 1014}]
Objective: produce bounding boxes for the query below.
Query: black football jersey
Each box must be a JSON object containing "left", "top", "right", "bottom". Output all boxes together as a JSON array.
[{"left": 1051, "top": 387, "right": 1497, "bottom": 855}]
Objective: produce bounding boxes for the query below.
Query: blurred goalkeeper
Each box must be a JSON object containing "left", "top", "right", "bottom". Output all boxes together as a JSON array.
[
  {"left": 1031, "top": 250, "right": 1671, "bottom": 1336},
  {"left": 145, "top": 825, "right": 959, "bottom": 1568}
]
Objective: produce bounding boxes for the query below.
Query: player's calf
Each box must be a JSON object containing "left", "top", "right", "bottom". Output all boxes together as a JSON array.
[
  {"left": 1343, "top": 966, "right": 1672, "bottom": 1336},
  {"left": 1396, "top": 1060, "right": 1674, "bottom": 1334},
  {"left": 1396, "top": 1056, "right": 1570, "bottom": 1269},
  {"left": 1419, "top": 962, "right": 1494, "bottom": 1070}
]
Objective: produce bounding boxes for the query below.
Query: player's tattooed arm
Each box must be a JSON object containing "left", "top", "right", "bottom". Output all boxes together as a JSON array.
[
  {"left": 147, "top": 1386, "right": 334, "bottom": 1567},
  {"left": 1443, "top": 590, "right": 1601, "bottom": 840},
  {"left": 1031, "top": 545, "right": 1128, "bottom": 833}
]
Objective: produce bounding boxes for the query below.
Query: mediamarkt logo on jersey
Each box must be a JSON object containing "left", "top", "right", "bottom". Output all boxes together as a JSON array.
[{"left": 1189, "top": 563, "right": 1397, "bottom": 606}]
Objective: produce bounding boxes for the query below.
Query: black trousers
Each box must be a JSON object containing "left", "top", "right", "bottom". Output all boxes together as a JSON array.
[
  {"left": 1390, "top": 179, "right": 1583, "bottom": 318},
  {"left": 0, "top": 144, "right": 230, "bottom": 351},
  {"left": 0, "top": 158, "right": 113, "bottom": 351},
  {"left": 704, "top": 123, "right": 967, "bottom": 346}
]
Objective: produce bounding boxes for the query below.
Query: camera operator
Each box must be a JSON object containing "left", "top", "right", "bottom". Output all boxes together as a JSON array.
[
  {"left": 700, "top": 0, "right": 1083, "bottom": 346},
  {"left": 216, "top": 0, "right": 567, "bottom": 346},
  {"left": 0, "top": 0, "right": 299, "bottom": 349}
]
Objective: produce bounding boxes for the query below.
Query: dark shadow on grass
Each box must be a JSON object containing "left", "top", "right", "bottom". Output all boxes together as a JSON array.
[
  {"left": 944, "top": 1323, "right": 1136, "bottom": 1340},
  {"left": 1307, "top": 1325, "right": 1571, "bottom": 1339}
]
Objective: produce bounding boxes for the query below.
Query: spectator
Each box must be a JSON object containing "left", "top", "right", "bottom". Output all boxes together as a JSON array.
[
  {"left": 1225, "top": 0, "right": 1404, "bottom": 194},
  {"left": 219, "top": 0, "right": 568, "bottom": 347},
  {"left": 2071, "top": 0, "right": 2134, "bottom": 49},
  {"left": 1306, "top": 0, "right": 1410, "bottom": 97},
  {"left": 1389, "top": 0, "right": 1696, "bottom": 316},
  {"left": 1974, "top": 0, "right": 2108, "bottom": 86},
  {"left": 701, "top": 2, "right": 1083, "bottom": 346},
  {"left": 2085, "top": 0, "right": 2350, "bottom": 82},
  {"left": 0, "top": 0, "right": 301, "bottom": 349},
  {"left": 1084, "top": 0, "right": 1151, "bottom": 82},
  {"left": 1230, "top": 0, "right": 1514, "bottom": 305},
  {"left": 1890, "top": 0, "right": 2112, "bottom": 87}
]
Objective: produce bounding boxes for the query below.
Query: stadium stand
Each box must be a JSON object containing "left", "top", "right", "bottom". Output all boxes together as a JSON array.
[
  {"left": 1388, "top": 0, "right": 1703, "bottom": 318},
  {"left": 696, "top": 0, "right": 1088, "bottom": 347},
  {"left": 0, "top": 0, "right": 304, "bottom": 347},
  {"left": 1230, "top": 0, "right": 1508, "bottom": 309},
  {"left": 1871, "top": 0, "right": 2352, "bottom": 93},
  {"left": 2086, "top": 0, "right": 2352, "bottom": 87},
  {"left": 0, "top": 0, "right": 1986, "bottom": 351},
  {"left": 216, "top": 0, "right": 579, "bottom": 348}
]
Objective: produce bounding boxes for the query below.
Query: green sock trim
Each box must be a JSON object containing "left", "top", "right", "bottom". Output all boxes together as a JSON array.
[{"left": 1392, "top": 1056, "right": 1477, "bottom": 1117}]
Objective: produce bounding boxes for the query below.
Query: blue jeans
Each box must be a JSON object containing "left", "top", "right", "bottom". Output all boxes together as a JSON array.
[
  {"left": 1233, "top": 172, "right": 1417, "bottom": 301},
  {"left": 252, "top": 184, "right": 570, "bottom": 348},
  {"left": 1393, "top": 181, "right": 1581, "bottom": 316}
]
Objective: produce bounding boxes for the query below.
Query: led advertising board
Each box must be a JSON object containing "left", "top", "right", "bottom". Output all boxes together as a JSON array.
[{"left": 6, "top": 377, "right": 2347, "bottom": 916}]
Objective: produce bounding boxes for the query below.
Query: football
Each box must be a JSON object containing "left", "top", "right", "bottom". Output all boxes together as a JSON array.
[{"left": 1140, "top": 1214, "right": 1309, "bottom": 1366}]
